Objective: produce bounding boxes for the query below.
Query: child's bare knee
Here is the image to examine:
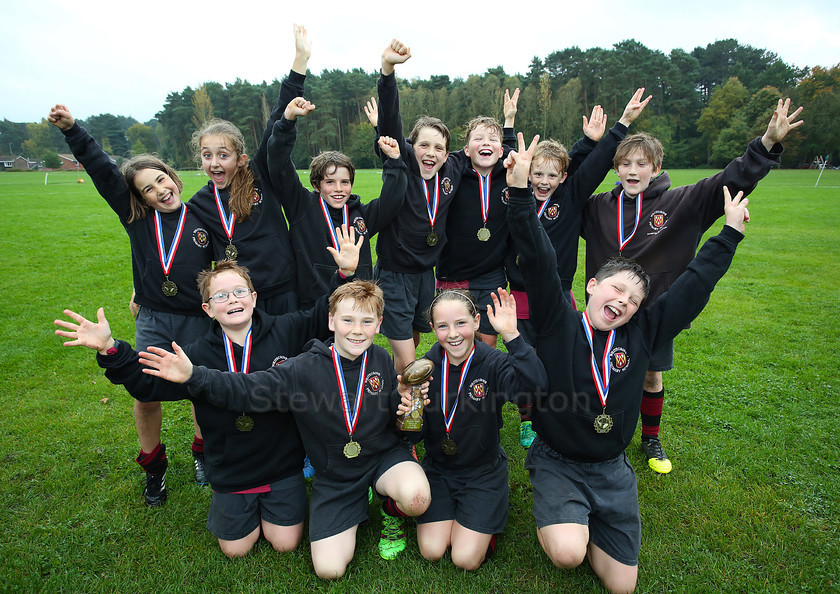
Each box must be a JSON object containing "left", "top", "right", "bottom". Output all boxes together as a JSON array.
[
  {"left": 547, "top": 545, "right": 586, "bottom": 569},
  {"left": 451, "top": 549, "right": 483, "bottom": 571}
]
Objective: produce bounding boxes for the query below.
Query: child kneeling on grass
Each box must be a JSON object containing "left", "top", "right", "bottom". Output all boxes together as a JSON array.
[
  {"left": 137, "top": 280, "right": 431, "bottom": 580},
  {"left": 55, "top": 226, "right": 363, "bottom": 558},
  {"left": 505, "top": 133, "right": 753, "bottom": 593}
]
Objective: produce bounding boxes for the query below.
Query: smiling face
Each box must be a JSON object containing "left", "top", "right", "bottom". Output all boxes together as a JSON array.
[
  {"left": 317, "top": 165, "right": 353, "bottom": 208},
  {"left": 584, "top": 271, "right": 646, "bottom": 331},
  {"left": 529, "top": 157, "right": 567, "bottom": 201},
  {"left": 328, "top": 298, "right": 381, "bottom": 360},
  {"left": 615, "top": 148, "right": 660, "bottom": 198},
  {"left": 412, "top": 126, "right": 448, "bottom": 180},
  {"left": 200, "top": 134, "right": 247, "bottom": 189},
  {"left": 201, "top": 270, "right": 257, "bottom": 334},
  {"left": 464, "top": 124, "right": 503, "bottom": 176},
  {"left": 431, "top": 299, "right": 480, "bottom": 366},
  {"left": 132, "top": 168, "right": 182, "bottom": 213}
]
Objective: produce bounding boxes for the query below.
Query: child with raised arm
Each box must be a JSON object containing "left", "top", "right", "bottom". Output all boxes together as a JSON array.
[
  {"left": 267, "top": 94, "right": 407, "bottom": 309},
  {"left": 505, "top": 88, "right": 651, "bottom": 447},
  {"left": 402, "top": 288, "right": 546, "bottom": 570},
  {"left": 185, "top": 24, "right": 311, "bottom": 316},
  {"left": 138, "top": 280, "right": 431, "bottom": 580},
  {"left": 580, "top": 98, "right": 803, "bottom": 474},
  {"left": 55, "top": 226, "right": 364, "bottom": 557},
  {"left": 49, "top": 104, "right": 213, "bottom": 504},
  {"left": 506, "top": 131, "right": 753, "bottom": 593}
]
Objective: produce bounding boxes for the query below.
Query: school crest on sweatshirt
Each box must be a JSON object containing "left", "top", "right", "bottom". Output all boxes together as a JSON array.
[
  {"left": 365, "top": 371, "right": 383, "bottom": 396},
  {"left": 610, "top": 347, "right": 630, "bottom": 373},
  {"left": 468, "top": 378, "right": 489, "bottom": 401}
]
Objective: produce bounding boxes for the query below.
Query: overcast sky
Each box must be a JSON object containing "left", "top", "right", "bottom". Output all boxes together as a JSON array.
[{"left": 3, "top": 0, "right": 838, "bottom": 124}]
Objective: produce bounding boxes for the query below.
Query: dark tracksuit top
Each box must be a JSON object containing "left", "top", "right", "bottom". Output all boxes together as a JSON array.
[
  {"left": 581, "top": 136, "right": 781, "bottom": 304},
  {"left": 96, "top": 280, "right": 345, "bottom": 492},
  {"left": 507, "top": 185, "right": 743, "bottom": 462},
  {"left": 506, "top": 122, "right": 629, "bottom": 296},
  {"left": 268, "top": 115, "right": 407, "bottom": 308},
  {"left": 186, "top": 340, "right": 404, "bottom": 482},
  {"left": 61, "top": 124, "right": 212, "bottom": 316},
  {"left": 374, "top": 71, "right": 470, "bottom": 273},
  {"left": 435, "top": 128, "right": 517, "bottom": 288},
  {"left": 187, "top": 70, "right": 307, "bottom": 301},
  {"left": 405, "top": 338, "right": 546, "bottom": 470}
]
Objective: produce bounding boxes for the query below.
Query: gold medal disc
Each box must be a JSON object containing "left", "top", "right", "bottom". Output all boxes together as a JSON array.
[{"left": 343, "top": 440, "right": 361, "bottom": 458}]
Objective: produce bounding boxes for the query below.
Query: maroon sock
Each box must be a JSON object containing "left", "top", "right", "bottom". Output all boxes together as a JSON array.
[
  {"left": 382, "top": 497, "right": 408, "bottom": 519},
  {"left": 486, "top": 534, "right": 497, "bottom": 559},
  {"left": 640, "top": 389, "right": 665, "bottom": 440},
  {"left": 518, "top": 403, "right": 532, "bottom": 422},
  {"left": 136, "top": 443, "right": 167, "bottom": 474},
  {"left": 191, "top": 436, "right": 204, "bottom": 455}
]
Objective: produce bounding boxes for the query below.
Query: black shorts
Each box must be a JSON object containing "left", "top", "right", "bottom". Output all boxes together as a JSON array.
[
  {"left": 256, "top": 288, "right": 299, "bottom": 317},
  {"left": 648, "top": 337, "right": 675, "bottom": 372},
  {"left": 375, "top": 266, "right": 435, "bottom": 340},
  {"left": 417, "top": 449, "right": 509, "bottom": 534},
  {"left": 206, "top": 473, "right": 307, "bottom": 541},
  {"left": 525, "top": 437, "right": 640, "bottom": 566},
  {"left": 308, "top": 444, "right": 418, "bottom": 542}
]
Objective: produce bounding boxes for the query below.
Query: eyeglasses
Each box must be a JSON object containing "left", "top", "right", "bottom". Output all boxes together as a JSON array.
[{"left": 207, "top": 287, "right": 252, "bottom": 303}]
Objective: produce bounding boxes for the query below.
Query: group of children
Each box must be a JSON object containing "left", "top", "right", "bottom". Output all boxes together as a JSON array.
[{"left": 51, "top": 26, "right": 803, "bottom": 591}]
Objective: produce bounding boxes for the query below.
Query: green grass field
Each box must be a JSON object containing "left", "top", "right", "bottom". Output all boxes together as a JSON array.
[{"left": 0, "top": 167, "right": 838, "bottom": 592}]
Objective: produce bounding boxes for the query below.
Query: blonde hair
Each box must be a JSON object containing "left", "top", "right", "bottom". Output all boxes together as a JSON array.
[
  {"left": 191, "top": 119, "right": 256, "bottom": 222},
  {"left": 196, "top": 259, "right": 254, "bottom": 302},
  {"left": 614, "top": 133, "right": 664, "bottom": 170},
  {"left": 532, "top": 140, "right": 570, "bottom": 175},
  {"left": 329, "top": 280, "right": 384, "bottom": 319}
]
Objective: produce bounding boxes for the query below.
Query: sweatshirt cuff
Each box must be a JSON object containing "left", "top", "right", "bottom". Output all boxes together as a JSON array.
[
  {"left": 379, "top": 71, "right": 396, "bottom": 87},
  {"left": 718, "top": 224, "right": 745, "bottom": 246},
  {"left": 95, "top": 339, "right": 133, "bottom": 368},
  {"left": 507, "top": 186, "right": 532, "bottom": 203}
]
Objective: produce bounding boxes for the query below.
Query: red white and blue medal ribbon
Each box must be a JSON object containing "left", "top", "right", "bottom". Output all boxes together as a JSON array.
[
  {"left": 222, "top": 328, "right": 252, "bottom": 374},
  {"left": 422, "top": 173, "right": 440, "bottom": 229},
  {"left": 213, "top": 185, "right": 236, "bottom": 244},
  {"left": 440, "top": 345, "right": 476, "bottom": 437},
  {"left": 581, "top": 312, "right": 615, "bottom": 409},
  {"left": 319, "top": 199, "right": 348, "bottom": 252},
  {"left": 617, "top": 190, "right": 643, "bottom": 252},
  {"left": 475, "top": 170, "right": 491, "bottom": 226},
  {"left": 154, "top": 204, "right": 187, "bottom": 277},
  {"left": 332, "top": 347, "right": 368, "bottom": 438},
  {"left": 536, "top": 197, "right": 551, "bottom": 219}
]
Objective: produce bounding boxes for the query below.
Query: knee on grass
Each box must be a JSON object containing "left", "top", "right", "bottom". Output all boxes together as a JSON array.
[
  {"left": 451, "top": 547, "right": 485, "bottom": 571},
  {"left": 546, "top": 543, "right": 587, "bottom": 569},
  {"left": 313, "top": 558, "right": 350, "bottom": 580}
]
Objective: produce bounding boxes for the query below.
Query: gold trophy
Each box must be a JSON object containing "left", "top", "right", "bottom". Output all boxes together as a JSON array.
[{"left": 396, "top": 358, "right": 434, "bottom": 432}]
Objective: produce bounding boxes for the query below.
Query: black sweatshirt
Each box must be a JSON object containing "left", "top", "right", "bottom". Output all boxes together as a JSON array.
[
  {"left": 507, "top": 185, "right": 743, "bottom": 462},
  {"left": 61, "top": 124, "right": 212, "bottom": 315}
]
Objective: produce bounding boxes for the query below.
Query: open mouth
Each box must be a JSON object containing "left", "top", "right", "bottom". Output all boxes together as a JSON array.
[
  {"left": 604, "top": 305, "right": 619, "bottom": 321},
  {"left": 447, "top": 338, "right": 464, "bottom": 348},
  {"left": 421, "top": 159, "right": 436, "bottom": 169},
  {"left": 478, "top": 149, "right": 493, "bottom": 157},
  {"left": 211, "top": 170, "right": 226, "bottom": 186},
  {"left": 227, "top": 307, "right": 244, "bottom": 315}
]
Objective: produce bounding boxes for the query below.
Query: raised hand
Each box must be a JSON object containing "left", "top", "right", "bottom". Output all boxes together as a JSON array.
[
  {"left": 762, "top": 98, "right": 804, "bottom": 150},
  {"left": 284, "top": 97, "right": 316, "bottom": 121},
  {"left": 382, "top": 38, "right": 411, "bottom": 75},
  {"left": 486, "top": 288, "right": 519, "bottom": 341},
  {"left": 504, "top": 132, "right": 540, "bottom": 188},
  {"left": 139, "top": 343, "right": 194, "bottom": 383},
  {"left": 377, "top": 135, "right": 400, "bottom": 159},
  {"left": 504, "top": 88, "right": 520, "bottom": 125},
  {"left": 327, "top": 223, "right": 364, "bottom": 276},
  {"left": 47, "top": 104, "right": 75, "bottom": 130},
  {"left": 364, "top": 96, "right": 378, "bottom": 127},
  {"left": 582, "top": 105, "right": 607, "bottom": 141},
  {"left": 54, "top": 307, "right": 115, "bottom": 354},
  {"left": 293, "top": 23, "right": 311, "bottom": 71},
  {"left": 723, "top": 185, "right": 750, "bottom": 233},
  {"left": 618, "top": 87, "right": 652, "bottom": 127}
]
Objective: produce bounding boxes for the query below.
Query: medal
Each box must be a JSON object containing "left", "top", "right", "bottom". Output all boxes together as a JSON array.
[
  {"left": 214, "top": 186, "right": 238, "bottom": 259},
  {"left": 161, "top": 280, "right": 178, "bottom": 296},
  {"left": 235, "top": 414, "right": 254, "bottom": 432},
  {"left": 617, "top": 189, "right": 643, "bottom": 253},
  {"left": 427, "top": 231, "right": 438, "bottom": 246},
  {"left": 333, "top": 346, "right": 368, "bottom": 459},
  {"left": 154, "top": 204, "right": 187, "bottom": 296},
  {"left": 581, "top": 312, "right": 616, "bottom": 435},
  {"left": 223, "top": 328, "right": 254, "bottom": 432},
  {"left": 343, "top": 440, "right": 361, "bottom": 458},
  {"left": 319, "top": 198, "right": 348, "bottom": 253},
  {"left": 422, "top": 174, "right": 440, "bottom": 248},
  {"left": 442, "top": 438, "right": 458, "bottom": 456},
  {"left": 593, "top": 409, "right": 613, "bottom": 434},
  {"left": 477, "top": 227, "right": 491, "bottom": 241},
  {"left": 440, "top": 345, "right": 476, "bottom": 456},
  {"left": 474, "top": 169, "right": 492, "bottom": 242}
]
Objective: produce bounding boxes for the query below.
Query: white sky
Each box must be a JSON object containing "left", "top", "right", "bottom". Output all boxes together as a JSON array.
[{"left": 3, "top": 0, "right": 838, "bottom": 124}]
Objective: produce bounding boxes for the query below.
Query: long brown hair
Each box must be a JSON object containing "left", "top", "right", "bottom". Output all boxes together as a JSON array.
[
  {"left": 121, "top": 156, "right": 184, "bottom": 224},
  {"left": 191, "top": 120, "right": 256, "bottom": 222}
]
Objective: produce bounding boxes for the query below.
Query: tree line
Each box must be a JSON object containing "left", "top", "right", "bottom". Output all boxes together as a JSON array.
[{"left": 5, "top": 39, "right": 838, "bottom": 171}]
